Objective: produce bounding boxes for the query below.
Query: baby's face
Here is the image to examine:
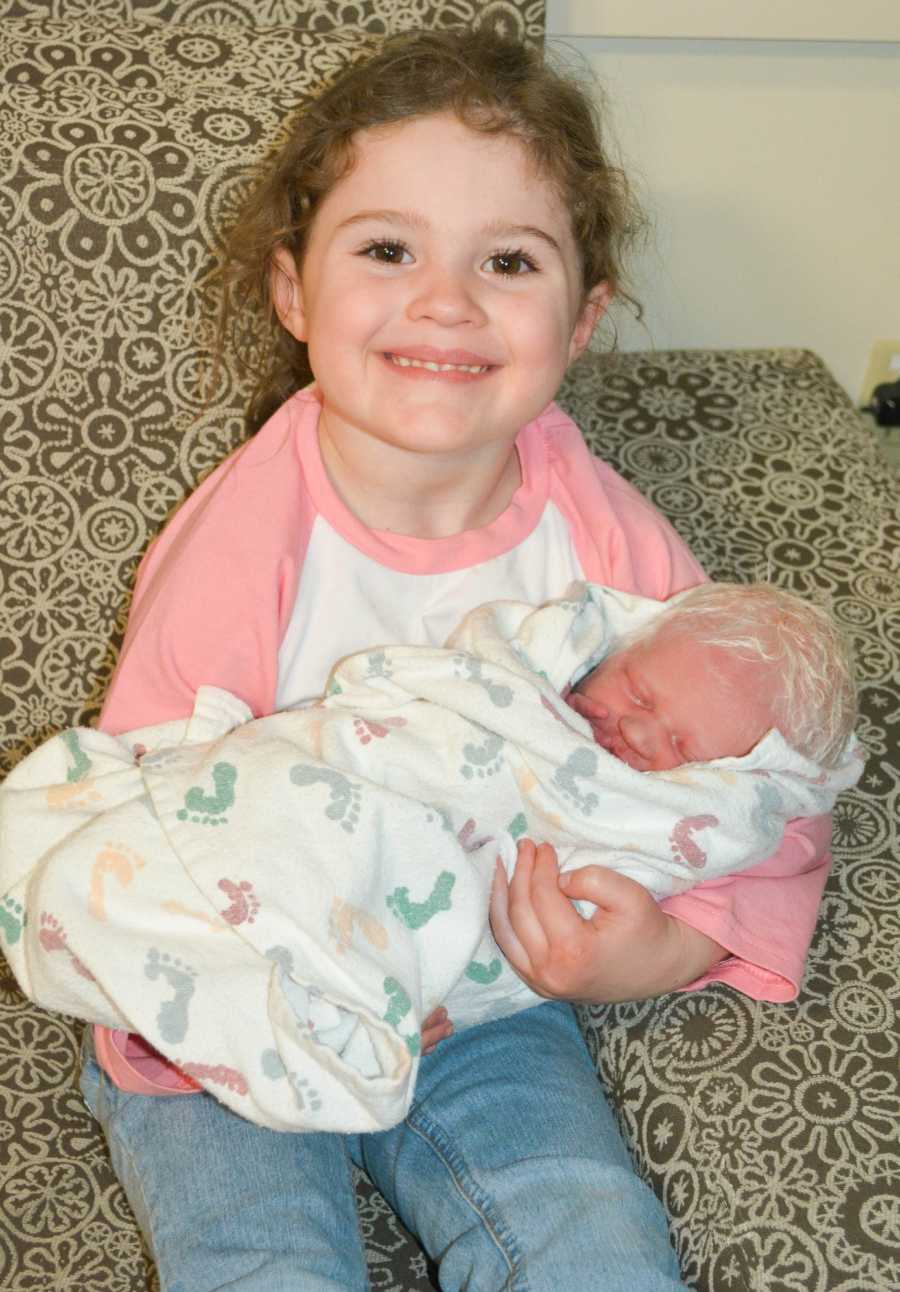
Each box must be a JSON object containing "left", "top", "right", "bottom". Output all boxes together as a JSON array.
[{"left": 567, "top": 629, "right": 775, "bottom": 772}]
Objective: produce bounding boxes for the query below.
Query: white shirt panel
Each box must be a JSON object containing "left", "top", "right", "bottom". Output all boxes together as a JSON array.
[{"left": 276, "top": 504, "right": 583, "bottom": 708}]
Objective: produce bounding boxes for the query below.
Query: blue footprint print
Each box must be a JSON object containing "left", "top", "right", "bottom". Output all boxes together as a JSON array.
[
  {"left": 454, "top": 656, "right": 513, "bottom": 707},
  {"left": 145, "top": 948, "right": 197, "bottom": 1044},
  {"left": 553, "top": 747, "right": 599, "bottom": 815},
  {"left": 289, "top": 764, "right": 361, "bottom": 833},
  {"left": 460, "top": 732, "right": 504, "bottom": 780}
]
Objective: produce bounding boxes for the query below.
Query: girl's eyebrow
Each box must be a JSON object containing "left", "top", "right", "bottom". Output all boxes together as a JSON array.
[
  {"left": 338, "top": 208, "right": 428, "bottom": 232},
  {"left": 336, "top": 209, "right": 562, "bottom": 254},
  {"left": 482, "top": 219, "right": 562, "bottom": 255}
]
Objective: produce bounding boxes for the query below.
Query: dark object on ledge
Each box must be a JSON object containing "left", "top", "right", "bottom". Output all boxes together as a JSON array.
[{"left": 865, "top": 377, "right": 900, "bottom": 427}]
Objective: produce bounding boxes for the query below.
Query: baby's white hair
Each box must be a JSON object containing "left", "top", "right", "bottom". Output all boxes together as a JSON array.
[{"left": 643, "top": 582, "right": 857, "bottom": 767}]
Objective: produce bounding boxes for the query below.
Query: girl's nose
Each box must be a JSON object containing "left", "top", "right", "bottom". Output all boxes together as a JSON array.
[{"left": 406, "top": 266, "right": 487, "bottom": 328}]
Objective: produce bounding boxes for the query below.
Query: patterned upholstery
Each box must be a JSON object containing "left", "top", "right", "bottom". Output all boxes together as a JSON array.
[{"left": 1, "top": 4, "right": 898, "bottom": 1289}]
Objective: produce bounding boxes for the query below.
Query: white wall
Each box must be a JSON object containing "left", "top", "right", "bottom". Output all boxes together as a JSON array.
[{"left": 546, "top": 6, "right": 900, "bottom": 400}]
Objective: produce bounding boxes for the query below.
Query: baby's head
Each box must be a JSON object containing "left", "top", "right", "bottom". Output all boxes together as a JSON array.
[
  {"left": 568, "top": 582, "right": 857, "bottom": 771},
  {"left": 218, "top": 28, "right": 643, "bottom": 428}
]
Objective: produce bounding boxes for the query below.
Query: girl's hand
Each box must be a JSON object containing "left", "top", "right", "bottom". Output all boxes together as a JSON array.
[
  {"left": 490, "top": 839, "right": 726, "bottom": 1003},
  {"left": 421, "top": 1005, "right": 453, "bottom": 1054}
]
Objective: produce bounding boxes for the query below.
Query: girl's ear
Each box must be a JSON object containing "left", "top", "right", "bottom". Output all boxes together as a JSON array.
[
  {"left": 270, "top": 246, "right": 307, "bottom": 341},
  {"left": 568, "top": 282, "right": 612, "bottom": 364}
]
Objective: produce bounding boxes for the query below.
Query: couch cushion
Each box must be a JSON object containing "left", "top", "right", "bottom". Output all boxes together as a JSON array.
[{"left": 560, "top": 347, "right": 900, "bottom": 1292}]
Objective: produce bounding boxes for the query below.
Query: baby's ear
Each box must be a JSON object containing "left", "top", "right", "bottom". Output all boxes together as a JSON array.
[
  {"left": 568, "top": 282, "right": 612, "bottom": 363},
  {"left": 270, "top": 246, "right": 307, "bottom": 341}
]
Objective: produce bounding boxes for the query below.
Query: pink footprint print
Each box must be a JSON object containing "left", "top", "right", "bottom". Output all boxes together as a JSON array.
[
  {"left": 39, "top": 913, "right": 95, "bottom": 980},
  {"left": 352, "top": 716, "right": 407, "bottom": 745},
  {"left": 218, "top": 879, "right": 260, "bottom": 926},
  {"left": 179, "top": 1062, "right": 249, "bottom": 1095},
  {"left": 669, "top": 815, "right": 719, "bottom": 869}
]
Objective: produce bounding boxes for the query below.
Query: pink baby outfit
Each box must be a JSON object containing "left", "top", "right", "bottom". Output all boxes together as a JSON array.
[{"left": 95, "top": 389, "right": 831, "bottom": 1094}]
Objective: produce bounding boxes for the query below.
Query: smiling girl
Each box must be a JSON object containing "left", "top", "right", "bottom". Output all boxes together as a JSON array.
[{"left": 76, "top": 29, "right": 832, "bottom": 1292}]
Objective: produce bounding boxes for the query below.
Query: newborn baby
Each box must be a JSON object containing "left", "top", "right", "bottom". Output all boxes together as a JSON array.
[{"left": 566, "top": 580, "right": 852, "bottom": 772}]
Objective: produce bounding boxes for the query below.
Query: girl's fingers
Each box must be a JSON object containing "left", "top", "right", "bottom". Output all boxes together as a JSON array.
[
  {"left": 526, "top": 844, "right": 588, "bottom": 946},
  {"left": 490, "top": 855, "right": 533, "bottom": 975},
  {"left": 504, "top": 839, "right": 552, "bottom": 966}
]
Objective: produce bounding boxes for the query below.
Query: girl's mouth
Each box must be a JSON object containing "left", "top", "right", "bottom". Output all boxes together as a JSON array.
[{"left": 383, "top": 351, "right": 493, "bottom": 379}]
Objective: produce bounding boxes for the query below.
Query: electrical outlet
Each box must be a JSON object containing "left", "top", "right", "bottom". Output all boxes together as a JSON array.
[{"left": 860, "top": 340, "right": 900, "bottom": 406}]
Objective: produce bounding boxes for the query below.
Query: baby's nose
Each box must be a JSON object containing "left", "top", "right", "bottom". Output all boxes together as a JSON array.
[{"left": 618, "top": 714, "right": 657, "bottom": 759}]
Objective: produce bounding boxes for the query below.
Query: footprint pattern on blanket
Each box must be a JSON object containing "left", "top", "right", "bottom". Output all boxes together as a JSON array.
[
  {"left": 0, "top": 897, "right": 25, "bottom": 946},
  {"left": 39, "top": 913, "right": 94, "bottom": 980},
  {"left": 261, "top": 1050, "right": 325, "bottom": 1114},
  {"left": 179, "top": 1062, "right": 248, "bottom": 1096},
  {"left": 364, "top": 650, "right": 393, "bottom": 681},
  {"left": 453, "top": 656, "right": 513, "bottom": 707},
  {"left": 329, "top": 898, "right": 389, "bottom": 956},
  {"left": 61, "top": 729, "right": 92, "bottom": 782},
  {"left": 218, "top": 878, "right": 260, "bottom": 926},
  {"left": 553, "top": 747, "right": 599, "bottom": 815},
  {"left": 457, "top": 818, "right": 492, "bottom": 853},
  {"left": 669, "top": 815, "right": 719, "bottom": 870},
  {"left": 382, "top": 977, "right": 420, "bottom": 1056},
  {"left": 461, "top": 732, "right": 504, "bottom": 780},
  {"left": 352, "top": 715, "right": 407, "bottom": 745},
  {"left": 289, "top": 764, "right": 361, "bottom": 833},
  {"left": 177, "top": 762, "right": 237, "bottom": 825},
  {"left": 465, "top": 957, "right": 503, "bottom": 984},
  {"left": 751, "top": 780, "right": 787, "bottom": 848},
  {"left": 145, "top": 949, "right": 197, "bottom": 1044},
  {"left": 507, "top": 812, "right": 528, "bottom": 840},
  {"left": 90, "top": 841, "right": 146, "bottom": 921},
  {"left": 386, "top": 871, "right": 455, "bottom": 929}
]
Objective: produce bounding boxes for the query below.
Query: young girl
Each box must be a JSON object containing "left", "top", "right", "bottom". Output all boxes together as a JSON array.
[{"left": 75, "top": 29, "right": 832, "bottom": 1292}]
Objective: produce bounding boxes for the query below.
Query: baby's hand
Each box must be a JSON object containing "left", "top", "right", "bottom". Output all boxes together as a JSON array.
[
  {"left": 421, "top": 1005, "right": 453, "bottom": 1055},
  {"left": 565, "top": 691, "right": 608, "bottom": 725},
  {"left": 490, "top": 839, "right": 724, "bottom": 1003}
]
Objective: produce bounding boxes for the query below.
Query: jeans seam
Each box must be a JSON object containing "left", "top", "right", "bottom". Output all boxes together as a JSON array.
[{"left": 405, "top": 1107, "right": 527, "bottom": 1292}]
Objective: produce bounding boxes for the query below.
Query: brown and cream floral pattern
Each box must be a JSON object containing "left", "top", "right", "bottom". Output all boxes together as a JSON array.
[{"left": 1, "top": 4, "right": 898, "bottom": 1289}]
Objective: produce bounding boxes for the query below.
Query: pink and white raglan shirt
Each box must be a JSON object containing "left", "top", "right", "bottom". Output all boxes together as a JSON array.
[{"left": 94, "top": 389, "right": 832, "bottom": 1093}]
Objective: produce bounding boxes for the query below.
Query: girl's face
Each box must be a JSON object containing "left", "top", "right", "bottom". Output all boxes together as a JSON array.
[
  {"left": 567, "top": 630, "right": 776, "bottom": 772},
  {"left": 273, "top": 112, "right": 608, "bottom": 463}
]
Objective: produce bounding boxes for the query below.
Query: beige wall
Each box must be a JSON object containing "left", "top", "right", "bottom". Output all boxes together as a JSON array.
[{"left": 546, "top": 9, "right": 900, "bottom": 399}]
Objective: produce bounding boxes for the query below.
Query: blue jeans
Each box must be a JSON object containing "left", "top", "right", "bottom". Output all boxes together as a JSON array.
[{"left": 79, "top": 1003, "right": 685, "bottom": 1291}]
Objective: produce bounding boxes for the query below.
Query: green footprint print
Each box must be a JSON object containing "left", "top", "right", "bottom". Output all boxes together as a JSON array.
[
  {"left": 507, "top": 812, "right": 528, "bottom": 840},
  {"left": 465, "top": 958, "right": 503, "bottom": 985},
  {"left": 0, "top": 897, "right": 25, "bottom": 946},
  {"left": 386, "top": 871, "right": 455, "bottom": 929},
  {"left": 61, "top": 729, "right": 92, "bottom": 783},
  {"left": 382, "top": 978, "right": 420, "bottom": 1056},
  {"left": 177, "top": 762, "right": 237, "bottom": 825}
]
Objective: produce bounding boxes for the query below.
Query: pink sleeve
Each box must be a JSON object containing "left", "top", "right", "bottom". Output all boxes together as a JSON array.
[
  {"left": 100, "top": 399, "right": 312, "bottom": 734},
  {"left": 546, "top": 419, "right": 831, "bottom": 1002},
  {"left": 661, "top": 815, "right": 832, "bottom": 1001}
]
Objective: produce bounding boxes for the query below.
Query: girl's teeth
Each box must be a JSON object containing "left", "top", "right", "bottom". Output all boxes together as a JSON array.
[{"left": 389, "top": 355, "right": 487, "bottom": 373}]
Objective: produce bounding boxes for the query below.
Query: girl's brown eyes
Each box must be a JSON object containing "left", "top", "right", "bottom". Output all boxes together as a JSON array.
[
  {"left": 483, "top": 250, "right": 539, "bottom": 276},
  {"left": 359, "top": 239, "right": 412, "bottom": 264}
]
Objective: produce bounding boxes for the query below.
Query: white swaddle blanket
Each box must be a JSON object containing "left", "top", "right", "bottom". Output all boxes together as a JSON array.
[{"left": 0, "top": 584, "right": 861, "bottom": 1132}]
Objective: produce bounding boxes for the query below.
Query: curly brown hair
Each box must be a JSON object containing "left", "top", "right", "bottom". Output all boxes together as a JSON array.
[{"left": 215, "top": 28, "right": 645, "bottom": 432}]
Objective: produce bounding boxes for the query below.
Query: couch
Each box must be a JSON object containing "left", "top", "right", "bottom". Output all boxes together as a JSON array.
[{"left": 1, "top": 3, "right": 898, "bottom": 1289}]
